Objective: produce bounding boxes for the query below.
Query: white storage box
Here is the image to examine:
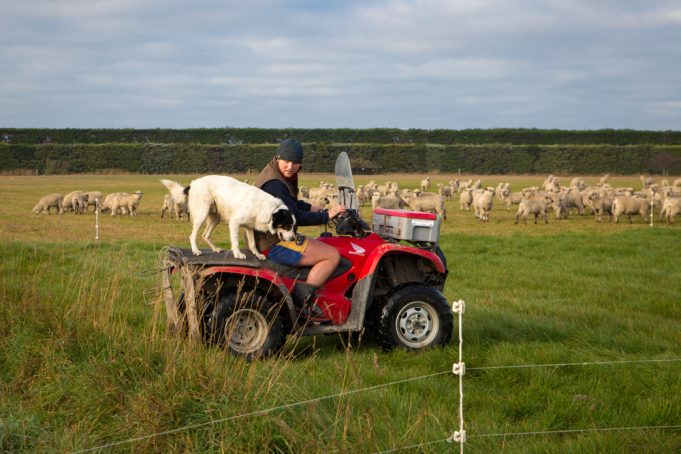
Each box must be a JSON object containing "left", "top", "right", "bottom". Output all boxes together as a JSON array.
[{"left": 372, "top": 208, "right": 441, "bottom": 243}]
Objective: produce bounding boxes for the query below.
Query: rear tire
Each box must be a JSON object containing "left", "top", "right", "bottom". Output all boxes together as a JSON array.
[
  {"left": 204, "top": 289, "right": 286, "bottom": 360},
  {"left": 376, "top": 285, "right": 452, "bottom": 351}
]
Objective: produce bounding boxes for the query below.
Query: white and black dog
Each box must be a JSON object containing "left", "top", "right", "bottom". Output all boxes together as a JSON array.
[{"left": 184, "top": 175, "right": 296, "bottom": 259}]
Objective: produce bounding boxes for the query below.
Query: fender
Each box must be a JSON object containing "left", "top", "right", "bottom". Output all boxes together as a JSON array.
[
  {"left": 199, "top": 266, "right": 298, "bottom": 322},
  {"left": 340, "top": 243, "right": 447, "bottom": 333},
  {"left": 359, "top": 242, "right": 446, "bottom": 277}
]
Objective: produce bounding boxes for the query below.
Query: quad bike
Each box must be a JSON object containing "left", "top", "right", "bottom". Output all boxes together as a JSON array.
[{"left": 160, "top": 153, "right": 452, "bottom": 359}]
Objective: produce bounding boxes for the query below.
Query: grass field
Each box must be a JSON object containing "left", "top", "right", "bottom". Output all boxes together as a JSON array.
[{"left": 1, "top": 173, "right": 680, "bottom": 453}]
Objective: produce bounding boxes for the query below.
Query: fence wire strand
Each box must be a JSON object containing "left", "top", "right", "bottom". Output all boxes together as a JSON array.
[
  {"left": 374, "top": 425, "right": 681, "bottom": 453},
  {"left": 71, "top": 357, "right": 681, "bottom": 453}
]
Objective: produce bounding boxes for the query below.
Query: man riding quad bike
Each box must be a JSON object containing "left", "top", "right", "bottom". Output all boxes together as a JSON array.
[{"left": 161, "top": 152, "right": 453, "bottom": 359}]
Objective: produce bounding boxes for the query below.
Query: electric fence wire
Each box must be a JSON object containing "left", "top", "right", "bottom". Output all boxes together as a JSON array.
[
  {"left": 71, "top": 357, "right": 681, "bottom": 453},
  {"left": 373, "top": 425, "right": 681, "bottom": 453}
]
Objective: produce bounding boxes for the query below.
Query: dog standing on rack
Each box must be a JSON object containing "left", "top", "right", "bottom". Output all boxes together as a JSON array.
[{"left": 184, "top": 175, "right": 296, "bottom": 259}]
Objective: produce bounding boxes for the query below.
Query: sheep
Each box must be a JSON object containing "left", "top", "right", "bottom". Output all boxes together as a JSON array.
[
  {"left": 161, "top": 194, "right": 174, "bottom": 218},
  {"left": 298, "top": 186, "right": 309, "bottom": 199},
  {"left": 472, "top": 188, "right": 495, "bottom": 222},
  {"left": 371, "top": 192, "right": 404, "bottom": 210},
  {"left": 563, "top": 189, "right": 585, "bottom": 215},
  {"left": 502, "top": 191, "right": 524, "bottom": 211},
  {"left": 356, "top": 185, "right": 368, "bottom": 206},
  {"left": 570, "top": 177, "right": 586, "bottom": 191},
  {"left": 496, "top": 182, "right": 510, "bottom": 200},
  {"left": 308, "top": 187, "right": 337, "bottom": 200},
  {"left": 660, "top": 197, "right": 681, "bottom": 224},
  {"left": 307, "top": 195, "right": 331, "bottom": 208},
  {"left": 61, "top": 191, "right": 89, "bottom": 214},
  {"left": 459, "top": 188, "right": 474, "bottom": 210},
  {"left": 33, "top": 193, "right": 63, "bottom": 214},
  {"left": 612, "top": 195, "right": 650, "bottom": 223},
  {"left": 83, "top": 191, "right": 103, "bottom": 211},
  {"left": 515, "top": 196, "right": 549, "bottom": 225},
  {"left": 405, "top": 194, "right": 446, "bottom": 220},
  {"left": 376, "top": 181, "right": 392, "bottom": 195},
  {"left": 547, "top": 193, "right": 569, "bottom": 220},
  {"left": 160, "top": 179, "right": 189, "bottom": 221},
  {"left": 420, "top": 177, "right": 431, "bottom": 192},
  {"left": 458, "top": 178, "right": 473, "bottom": 192},
  {"left": 673, "top": 178, "right": 681, "bottom": 189},
  {"left": 109, "top": 191, "right": 143, "bottom": 216},
  {"left": 598, "top": 174, "right": 610, "bottom": 186},
  {"left": 588, "top": 191, "right": 614, "bottom": 222},
  {"left": 449, "top": 179, "right": 459, "bottom": 194},
  {"left": 640, "top": 174, "right": 654, "bottom": 190},
  {"left": 101, "top": 192, "right": 128, "bottom": 214},
  {"left": 542, "top": 175, "right": 560, "bottom": 192},
  {"left": 437, "top": 183, "right": 452, "bottom": 200}
]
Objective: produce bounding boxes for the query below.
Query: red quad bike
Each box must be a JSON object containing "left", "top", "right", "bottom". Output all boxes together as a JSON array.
[{"left": 161, "top": 153, "right": 452, "bottom": 359}]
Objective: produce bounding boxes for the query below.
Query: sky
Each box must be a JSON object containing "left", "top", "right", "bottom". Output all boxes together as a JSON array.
[{"left": 1, "top": 0, "right": 680, "bottom": 130}]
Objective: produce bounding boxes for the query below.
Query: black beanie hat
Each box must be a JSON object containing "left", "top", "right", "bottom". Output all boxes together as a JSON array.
[{"left": 277, "top": 138, "right": 304, "bottom": 163}]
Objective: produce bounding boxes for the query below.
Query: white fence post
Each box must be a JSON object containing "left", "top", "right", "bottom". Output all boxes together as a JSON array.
[{"left": 449, "top": 299, "right": 466, "bottom": 453}]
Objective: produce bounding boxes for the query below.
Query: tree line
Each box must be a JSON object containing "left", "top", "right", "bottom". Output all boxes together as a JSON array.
[
  {"left": 3, "top": 127, "right": 681, "bottom": 146},
  {"left": 2, "top": 141, "right": 680, "bottom": 175}
]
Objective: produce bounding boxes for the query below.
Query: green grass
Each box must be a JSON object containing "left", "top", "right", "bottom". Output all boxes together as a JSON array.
[{"left": 1, "top": 174, "right": 680, "bottom": 453}]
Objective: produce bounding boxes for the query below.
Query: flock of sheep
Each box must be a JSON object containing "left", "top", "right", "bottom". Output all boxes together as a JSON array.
[
  {"left": 32, "top": 174, "right": 681, "bottom": 226},
  {"left": 32, "top": 190, "right": 144, "bottom": 216},
  {"left": 301, "top": 174, "right": 681, "bottom": 225}
]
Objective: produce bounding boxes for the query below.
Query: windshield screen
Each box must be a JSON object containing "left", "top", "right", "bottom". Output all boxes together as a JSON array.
[{"left": 335, "top": 152, "right": 358, "bottom": 210}]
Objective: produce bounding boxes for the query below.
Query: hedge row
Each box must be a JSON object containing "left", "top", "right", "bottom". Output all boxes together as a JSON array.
[
  {"left": 3, "top": 127, "right": 681, "bottom": 146},
  {"left": 2, "top": 142, "right": 681, "bottom": 175}
]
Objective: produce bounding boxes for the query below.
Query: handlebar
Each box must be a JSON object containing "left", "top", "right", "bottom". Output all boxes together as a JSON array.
[{"left": 333, "top": 209, "right": 372, "bottom": 238}]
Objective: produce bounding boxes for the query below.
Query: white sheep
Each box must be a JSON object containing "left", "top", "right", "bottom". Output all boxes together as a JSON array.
[
  {"left": 110, "top": 191, "right": 143, "bottom": 216},
  {"left": 612, "top": 195, "right": 650, "bottom": 223},
  {"left": 563, "top": 189, "right": 585, "bottom": 215},
  {"left": 161, "top": 194, "right": 173, "bottom": 218},
  {"left": 515, "top": 196, "right": 549, "bottom": 224},
  {"left": 405, "top": 194, "right": 446, "bottom": 220},
  {"left": 459, "top": 188, "right": 474, "bottom": 210},
  {"left": 101, "top": 192, "right": 128, "bottom": 214},
  {"left": 473, "top": 188, "right": 495, "bottom": 222},
  {"left": 458, "top": 178, "right": 472, "bottom": 192},
  {"left": 449, "top": 179, "right": 459, "bottom": 194},
  {"left": 420, "top": 177, "right": 431, "bottom": 192},
  {"left": 660, "top": 197, "right": 681, "bottom": 224},
  {"left": 33, "top": 193, "right": 63, "bottom": 214},
  {"left": 587, "top": 191, "right": 614, "bottom": 222},
  {"left": 502, "top": 191, "right": 524, "bottom": 211},
  {"left": 547, "top": 193, "right": 569, "bottom": 220},
  {"left": 160, "top": 179, "right": 189, "bottom": 221},
  {"left": 640, "top": 175, "right": 654, "bottom": 190},
  {"left": 82, "top": 191, "right": 103, "bottom": 212},
  {"left": 61, "top": 191, "right": 89, "bottom": 214},
  {"left": 437, "top": 183, "right": 452, "bottom": 200},
  {"left": 371, "top": 192, "right": 404, "bottom": 210}
]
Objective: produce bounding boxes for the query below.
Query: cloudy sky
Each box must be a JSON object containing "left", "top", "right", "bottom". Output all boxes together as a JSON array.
[{"left": 1, "top": 0, "right": 680, "bottom": 130}]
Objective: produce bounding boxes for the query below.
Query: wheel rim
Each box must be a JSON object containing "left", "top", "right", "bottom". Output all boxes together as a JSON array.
[
  {"left": 395, "top": 301, "right": 439, "bottom": 348},
  {"left": 225, "top": 308, "right": 268, "bottom": 355}
]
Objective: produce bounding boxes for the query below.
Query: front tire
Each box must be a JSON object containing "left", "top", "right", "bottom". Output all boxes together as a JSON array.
[
  {"left": 376, "top": 285, "right": 453, "bottom": 351},
  {"left": 204, "top": 289, "right": 286, "bottom": 360}
]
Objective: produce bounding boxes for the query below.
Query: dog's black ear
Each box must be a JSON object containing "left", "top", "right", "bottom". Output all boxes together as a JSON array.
[
  {"left": 183, "top": 185, "right": 190, "bottom": 195},
  {"left": 272, "top": 208, "right": 294, "bottom": 229}
]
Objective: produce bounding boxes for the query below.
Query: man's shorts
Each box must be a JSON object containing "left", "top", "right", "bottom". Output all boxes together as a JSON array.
[{"left": 266, "top": 234, "right": 309, "bottom": 266}]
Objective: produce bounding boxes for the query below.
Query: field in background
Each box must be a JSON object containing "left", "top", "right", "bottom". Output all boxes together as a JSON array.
[
  {"left": 1, "top": 173, "right": 680, "bottom": 452},
  {"left": 2, "top": 172, "right": 677, "bottom": 244}
]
